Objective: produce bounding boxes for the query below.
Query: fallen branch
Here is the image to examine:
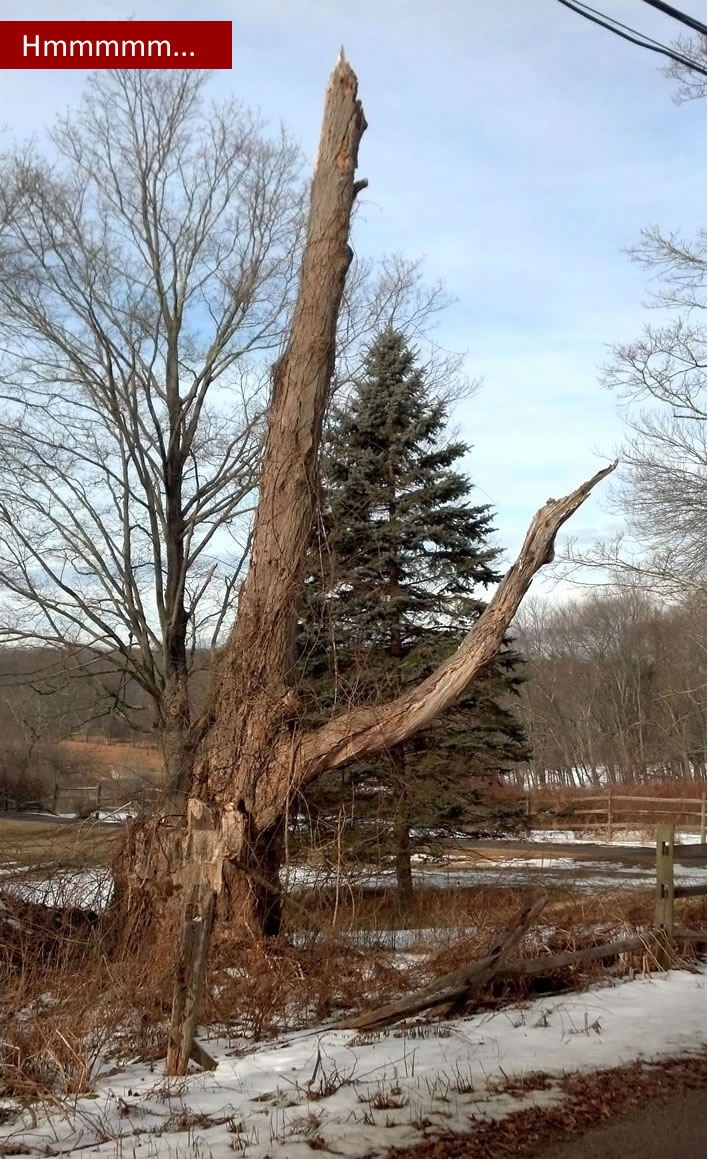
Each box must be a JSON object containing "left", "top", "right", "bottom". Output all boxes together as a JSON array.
[
  {"left": 338, "top": 891, "right": 547, "bottom": 1030},
  {"left": 674, "top": 927, "right": 707, "bottom": 944},
  {"left": 498, "top": 935, "right": 645, "bottom": 977}
]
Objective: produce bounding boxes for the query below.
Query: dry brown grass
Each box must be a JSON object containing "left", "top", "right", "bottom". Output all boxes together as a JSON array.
[
  {"left": 0, "top": 816, "right": 122, "bottom": 867},
  {"left": 1, "top": 890, "right": 176, "bottom": 1105},
  {"left": 59, "top": 738, "right": 163, "bottom": 777}
]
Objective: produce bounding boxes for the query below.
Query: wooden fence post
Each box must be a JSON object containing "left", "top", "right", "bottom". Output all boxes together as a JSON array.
[
  {"left": 96, "top": 782, "right": 102, "bottom": 813},
  {"left": 607, "top": 787, "right": 613, "bottom": 841},
  {"left": 700, "top": 794, "right": 706, "bottom": 844},
  {"left": 52, "top": 782, "right": 59, "bottom": 814},
  {"left": 654, "top": 823, "right": 675, "bottom": 968}
]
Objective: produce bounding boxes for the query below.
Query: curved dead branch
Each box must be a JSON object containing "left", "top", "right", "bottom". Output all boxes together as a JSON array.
[{"left": 293, "top": 462, "right": 618, "bottom": 787}]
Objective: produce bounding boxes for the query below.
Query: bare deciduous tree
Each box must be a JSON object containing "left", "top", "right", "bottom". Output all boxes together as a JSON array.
[
  {"left": 0, "top": 69, "right": 468, "bottom": 792},
  {"left": 663, "top": 31, "right": 707, "bottom": 103},
  {"left": 515, "top": 585, "right": 706, "bottom": 787},
  {"left": 0, "top": 69, "right": 305, "bottom": 791},
  {"left": 563, "top": 225, "right": 706, "bottom": 596}
]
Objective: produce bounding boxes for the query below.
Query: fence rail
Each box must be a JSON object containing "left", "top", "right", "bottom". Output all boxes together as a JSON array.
[{"left": 529, "top": 788, "right": 707, "bottom": 841}]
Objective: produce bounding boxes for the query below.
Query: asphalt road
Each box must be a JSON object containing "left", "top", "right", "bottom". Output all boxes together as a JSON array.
[
  {"left": 448, "top": 837, "right": 707, "bottom": 867},
  {"left": 537, "top": 1089, "right": 707, "bottom": 1158}
]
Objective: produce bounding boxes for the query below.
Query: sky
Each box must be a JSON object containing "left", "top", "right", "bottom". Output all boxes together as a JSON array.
[{"left": 1, "top": 0, "right": 705, "bottom": 593}]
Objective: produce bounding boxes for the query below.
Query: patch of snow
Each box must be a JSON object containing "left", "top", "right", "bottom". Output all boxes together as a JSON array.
[
  {"left": 1, "top": 866, "right": 113, "bottom": 911},
  {"left": 2, "top": 969, "right": 704, "bottom": 1159},
  {"left": 529, "top": 828, "right": 704, "bottom": 845},
  {"left": 93, "top": 808, "right": 137, "bottom": 823}
]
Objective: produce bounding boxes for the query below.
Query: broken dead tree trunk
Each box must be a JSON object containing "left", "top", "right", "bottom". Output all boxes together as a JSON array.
[
  {"left": 338, "top": 891, "right": 547, "bottom": 1031},
  {"left": 163, "top": 52, "right": 368, "bottom": 1076}
]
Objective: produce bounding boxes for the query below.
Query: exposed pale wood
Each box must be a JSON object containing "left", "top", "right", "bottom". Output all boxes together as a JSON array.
[
  {"left": 166, "top": 882, "right": 216, "bottom": 1075},
  {"left": 337, "top": 892, "right": 547, "bottom": 1030}
]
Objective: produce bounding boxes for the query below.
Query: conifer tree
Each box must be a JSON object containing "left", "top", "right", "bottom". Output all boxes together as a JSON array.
[{"left": 297, "top": 329, "right": 529, "bottom": 896}]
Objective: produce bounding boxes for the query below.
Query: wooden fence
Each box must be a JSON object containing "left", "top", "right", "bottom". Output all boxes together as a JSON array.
[
  {"left": 529, "top": 789, "right": 707, "bottom": 841},
  {"left": 1, "top": 781, "right": 162, "bottom": 815},
  {"left": 654, "top": 823, "right": 707, "bottom": 958}
]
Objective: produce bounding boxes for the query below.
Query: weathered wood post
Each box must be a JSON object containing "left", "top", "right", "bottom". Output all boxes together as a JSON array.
[
  {"left": 52, "top": 782, "right": 59, "bottom": 813},
  {"left": 654, "top": 823, "right": 675, "bottom": 968},
  {"left": 606, "top": 786, "right": 613, "bottom": 841},
  {"left": 700, "top": 793, "right": 706, "bottom": 844}
]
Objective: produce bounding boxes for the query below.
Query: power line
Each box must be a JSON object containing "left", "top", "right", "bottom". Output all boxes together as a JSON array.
[
  {"left": 562, "top": 0, "right": 687, "bottom": 51},
  {"left": 556, "top": 0, "right": 707, "bottom": 74},
  {"left": 640, "top": 0, "right": 707, "bottom": 37}
]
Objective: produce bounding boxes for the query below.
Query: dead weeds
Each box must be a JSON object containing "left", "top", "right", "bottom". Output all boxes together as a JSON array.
[{"left": 389, "top": 1054, "right": 707, "bottom": 1158}]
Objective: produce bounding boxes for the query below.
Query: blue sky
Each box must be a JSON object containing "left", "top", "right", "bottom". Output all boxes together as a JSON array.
[{"left": 2, "top": 0, "right": 705, "bottom": 589}]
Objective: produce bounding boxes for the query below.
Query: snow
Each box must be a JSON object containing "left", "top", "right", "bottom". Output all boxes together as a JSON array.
[
  {"left": 93, "top": 807, "right": 137, "bottom": 823},
  {"left": 1, "top": 968, "right": 704, "bottom": 1159},
  {"left": 0, "top": 865, "right": 112, "bottom": 911},
  {"left": 529, "top": 828, "right": 704, "bottom": 845}
]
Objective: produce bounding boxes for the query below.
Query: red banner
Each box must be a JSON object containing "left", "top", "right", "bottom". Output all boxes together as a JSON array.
[{"left": 0, "top": 21, "right": 232, "bottom": 69}]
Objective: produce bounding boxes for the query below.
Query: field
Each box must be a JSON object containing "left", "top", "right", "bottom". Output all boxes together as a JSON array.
[{"left": 0, "top": 815, "right": 123, "bottom": 867}]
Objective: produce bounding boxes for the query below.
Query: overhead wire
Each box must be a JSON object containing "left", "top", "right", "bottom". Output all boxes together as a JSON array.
[
  {"left": 639, "top": 0, "right": 706, "bottom": 38},
  {"left": 556, "top": 0, "right": 707, "bottom": 74}
]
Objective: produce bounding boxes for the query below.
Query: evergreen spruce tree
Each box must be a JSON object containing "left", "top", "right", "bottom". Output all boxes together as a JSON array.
[{"left": 297, "top": 329, "right": 529, "bottom": 898}]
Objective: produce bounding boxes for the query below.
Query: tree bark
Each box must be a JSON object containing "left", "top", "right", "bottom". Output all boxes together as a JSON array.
[
  {"left": 394, "top": 816, "right": 414, "bottom": 902},
  {"left": 161, "top": 682, "right": 196, "bottom": 799},
  {"left": 392, "top": 747, "right": 414, "bottom": 903}
]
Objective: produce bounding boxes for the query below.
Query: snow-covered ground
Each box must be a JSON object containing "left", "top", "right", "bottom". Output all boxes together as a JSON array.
[
  {"left": 528, "top": 828, "right": 704, "bottom": 845},
  {"left": 1, "top": 969, "right": 704, "bottom": 1159},
  {"left": 0, "top": 864, "right": 112, "bottom": 911}
]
